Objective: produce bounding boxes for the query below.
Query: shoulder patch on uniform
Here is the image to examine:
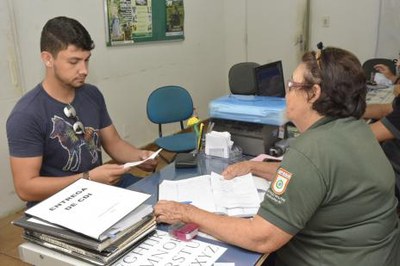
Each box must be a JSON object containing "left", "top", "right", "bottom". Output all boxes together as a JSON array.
[{"left": 271, "top": 167, "right": 293, "bottom": 195}]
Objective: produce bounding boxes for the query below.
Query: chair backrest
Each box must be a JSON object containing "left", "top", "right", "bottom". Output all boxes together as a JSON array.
[
  {"left": 228, "top": 62, "right": 260, "bottom": 95},
  {"left": 146, "top": 86, "right": 194, "bottom": 135},
  {"left": 362, "top": 58, "right": 396, "bottom": 80}
]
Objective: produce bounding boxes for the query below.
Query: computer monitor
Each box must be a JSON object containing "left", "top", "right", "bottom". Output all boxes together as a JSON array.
[{"left": 255, "top": 60, "right": 285, "bottom": 97}]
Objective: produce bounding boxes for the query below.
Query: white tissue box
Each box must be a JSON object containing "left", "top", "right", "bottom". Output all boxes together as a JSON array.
[{"left": 205, "top": 131, "right": 232, "bottom": 158}]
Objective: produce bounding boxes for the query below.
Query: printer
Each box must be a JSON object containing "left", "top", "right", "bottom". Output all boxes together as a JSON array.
[
  {"left": 208, "top": 94, "right": 287, "bottom": 156},
  {"left": 210, "top": 118, "right": 284, "bottom": 156}
]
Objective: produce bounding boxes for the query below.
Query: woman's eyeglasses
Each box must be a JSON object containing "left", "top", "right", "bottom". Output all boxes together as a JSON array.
[
  {"left": 286, "top": 79, "right": 313, "bottom": 92},
  {"left": 63, "top": 104, "right": 85, "bottom": 135}
]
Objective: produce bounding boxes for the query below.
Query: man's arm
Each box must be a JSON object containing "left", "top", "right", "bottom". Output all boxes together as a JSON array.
[
  {"left": 364, "top": 102, "right": 395, "bottom": 142},
  {"left": 364, "top": 103, "right": 393, "bottom": 120},
  {"left": 10, "top": 156, "right": 82, "bottom": 202},
  {"left": 10, "top": 156, "right": 130, "bottom": 202},
  {"left": 374, "top": 64, "right": 397, "bottom": 83},
  {"left": 370, "top": 121, "right": 395, "bottom": 142},
  {"left": 99, "top": 124, "right": 157, "bottom": 171}
]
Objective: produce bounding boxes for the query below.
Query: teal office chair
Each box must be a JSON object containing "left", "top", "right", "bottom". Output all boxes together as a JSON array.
[
  {"left": 362, "top": 58, "right": 396, "bottom": 82},
  {"left": 146, "top": 86, "right": 197, "bottom": 160}
]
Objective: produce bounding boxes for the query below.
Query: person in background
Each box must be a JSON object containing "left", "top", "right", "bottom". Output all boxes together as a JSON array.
[
  {"left": 6, "top": 16, "right": 157, "bottom": 208},
  {"left": 364, "top": 57, "right": 400, "bottom": 198},
  {"left": 374, "top": 56, "right": 400, "bottom": 85},
  {"left": 154, "top": 46, "right": 400, "bottom": 266}
]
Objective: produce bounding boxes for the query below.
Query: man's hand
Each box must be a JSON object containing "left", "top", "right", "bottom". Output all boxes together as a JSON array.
[
  {"left": 137, "top": 150, "right": 158, "bottom": 172},
  {"left": 89, "top": 164, "right": 129, "bottom": 185},
  {"left": 374, "top": 64, "right": 397, "bottom": 82}
]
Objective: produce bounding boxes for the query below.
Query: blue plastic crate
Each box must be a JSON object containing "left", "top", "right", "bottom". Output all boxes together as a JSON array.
[{"left": 209, "top": 94, "right": 287, "bottom": 126}]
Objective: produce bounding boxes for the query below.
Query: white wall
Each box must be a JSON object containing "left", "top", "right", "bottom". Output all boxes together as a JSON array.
[
  {"left": 309, "top": 0, "right": 380, "bottom": 63},
  {"left": 0, "top": 0, "right": 381, "bottom": 217},
  {"left": 376, "top": 0, "right": 400, "bottom": 59},
  {"left": 11, "top": 0, "right": 227, "bottom": 146},
  {"left": 0, "top": 0, "right": 26, "bottom": 217}
]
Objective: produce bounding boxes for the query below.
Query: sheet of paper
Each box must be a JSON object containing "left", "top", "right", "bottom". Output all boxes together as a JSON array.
[
  {"left": 253, "top": 175, "right": 271, "bottom": 201},
  {"left": 252, "top": 176, "right": 271, "bottom": 192},
  {"left": 115, "top": 230, "right": 226, "bottom": 266},
  {"left": 159, "top": 172, "right": 261, "bottom": 217},
  {"left": 25, "top": 178, "right": 150, "bottom": 240},
  {"left": 366, "top": 86, "right": 395, "bottom": 104},
  {"left": 29, "top": 204, "right": 154, "bottom": 238},
  {"left": 28, "top": 217, "right": 62, "bottom": 229},
  {"left": 123, "top": 148, "right": 162, "bottom": 169},
  {"left": 210, "top": 172, "right": 260, "bottom": 217},
  {"left": 159, "top": 175, "right": 216, "bottom": 212}
]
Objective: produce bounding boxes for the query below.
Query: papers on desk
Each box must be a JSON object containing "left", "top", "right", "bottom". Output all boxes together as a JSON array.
[
  {"left": 159, "top": 172, "right": 261, "bottom": 217},
  {"left": 123, "top": 148, "right": 162, "bottom": 169},
  {"left": 366, "top": 86, "right": 395, "bottom": 104},
  {"left": 25, "top": 178, "right": 151, "bottom": 240}
]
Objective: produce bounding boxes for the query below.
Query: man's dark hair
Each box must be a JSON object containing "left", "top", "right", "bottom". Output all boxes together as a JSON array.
[
  {"left": 301, "top": 47, "right": 367, "bottom": 119},
  {"left": 40, "top": 16, "right": 95, "bottom": 56}
]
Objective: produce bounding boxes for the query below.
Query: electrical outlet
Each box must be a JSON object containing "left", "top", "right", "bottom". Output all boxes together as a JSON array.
[{"left": 322, "top": 16, "right": 330, "bottom": 28}]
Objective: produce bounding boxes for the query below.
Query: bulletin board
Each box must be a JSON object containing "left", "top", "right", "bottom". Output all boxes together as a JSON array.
[{"left": 104, "top": 0, "right": 184, "bottom": 46}]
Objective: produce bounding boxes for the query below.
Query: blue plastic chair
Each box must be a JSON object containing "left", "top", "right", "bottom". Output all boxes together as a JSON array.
[{"left": 146, "top": 86, "right": 198, "bottom": 155}]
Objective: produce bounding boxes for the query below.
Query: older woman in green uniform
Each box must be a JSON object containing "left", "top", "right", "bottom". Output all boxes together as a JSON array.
[{"left": 154, "top": 46, "right": 400, "bottom": 266}]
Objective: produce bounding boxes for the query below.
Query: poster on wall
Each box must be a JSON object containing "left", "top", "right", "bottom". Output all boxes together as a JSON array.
[
  {"left": 165, "top": 0, "right": 184, "bottom": 37},
  {"left": 105, "top": 0, "right": 153, "bottom": 46},
  {"left": 104, "top": 0, "right": 184, "bottom": 46}
]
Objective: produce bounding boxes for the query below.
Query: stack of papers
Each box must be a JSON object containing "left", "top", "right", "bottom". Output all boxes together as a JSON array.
[
  {"left": 159, "top": 172, "right": 260, "bottom": 217},
  {"left": 25, "top": 179, "right": 150, "bottom": 240},
  {"left": 15, "top": 178, "right": 156, "bottom": 265}
]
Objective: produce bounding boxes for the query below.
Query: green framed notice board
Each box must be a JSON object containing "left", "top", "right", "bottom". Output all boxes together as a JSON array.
[{"left": 104, "top": 0, "right": 184, "bottom": 46}]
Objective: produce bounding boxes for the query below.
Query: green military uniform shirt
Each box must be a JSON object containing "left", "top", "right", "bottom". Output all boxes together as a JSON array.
[{"left": 258, "top": 117, "right": 400, "bottom": 266}]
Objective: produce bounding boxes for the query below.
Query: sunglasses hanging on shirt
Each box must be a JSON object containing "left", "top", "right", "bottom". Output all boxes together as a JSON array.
[{"left": 63, "top": 104, "right": 85, "bottom": 135}]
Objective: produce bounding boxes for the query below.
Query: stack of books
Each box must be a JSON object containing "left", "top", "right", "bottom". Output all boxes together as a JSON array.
[{"left": 13, "top": 178, "right": 156, "bottom": 265}]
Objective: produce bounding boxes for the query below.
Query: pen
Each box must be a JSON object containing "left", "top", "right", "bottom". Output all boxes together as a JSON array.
[
  {"left": 197, "top": 123, "right": 204, "bottom": 150},
  {"left": 180, "top": 201, "right": 192, "bottom": 204},
  {"left": 207, "top": 121, "right": 214, "bottom": 133}
]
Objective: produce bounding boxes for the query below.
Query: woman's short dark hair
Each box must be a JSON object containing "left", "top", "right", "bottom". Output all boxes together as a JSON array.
[
  {"left": 40, "top": 16, "right": 95, "bottom": 57},
  {"left": 301, "top": 47, "right": 367, "bottom": 119}
]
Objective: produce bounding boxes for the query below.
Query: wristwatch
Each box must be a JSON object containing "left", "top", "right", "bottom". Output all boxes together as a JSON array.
[{"left": 82, "top": 171, "right": 90, "bottom": 180}]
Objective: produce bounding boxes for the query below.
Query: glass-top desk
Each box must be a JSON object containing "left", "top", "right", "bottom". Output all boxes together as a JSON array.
[
  {"left": 127, "top": 152, "right": 267, "bottom": 266},
  {"left": 18, "top": 153, "right": 267, "bottom": 266}
]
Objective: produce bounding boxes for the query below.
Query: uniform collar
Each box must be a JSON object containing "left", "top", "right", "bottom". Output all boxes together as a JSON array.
[{"left": 308, "top": 116, "right": 337, "bottom": 130}]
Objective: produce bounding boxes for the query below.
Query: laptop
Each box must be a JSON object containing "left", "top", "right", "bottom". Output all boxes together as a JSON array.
[{"left": 254, "top": 60, "right": 285, "bottom": 97}]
